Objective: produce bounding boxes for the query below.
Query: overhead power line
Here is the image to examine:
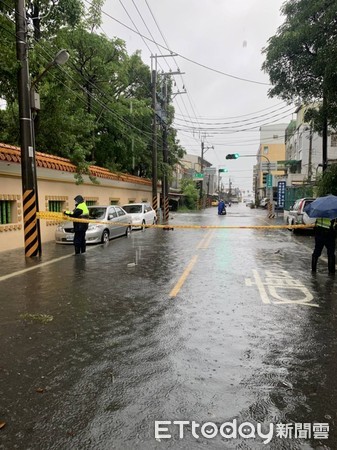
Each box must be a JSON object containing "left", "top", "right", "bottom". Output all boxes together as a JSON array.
[{"left": 83, "top": 0, "right": 271, "bottom": 86}]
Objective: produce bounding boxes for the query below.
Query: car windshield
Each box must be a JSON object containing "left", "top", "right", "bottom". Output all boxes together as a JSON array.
[
  {"left": 88, "top": 207, "right": 107, "bottom": 220},
  {"left": 123, "top": 205, "right": 142, "bottom": 214}
]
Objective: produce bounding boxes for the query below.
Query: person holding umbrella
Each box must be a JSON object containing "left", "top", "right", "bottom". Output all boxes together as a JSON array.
[{"left": 304, "top": 195, "right": 337, "bottom": 274}]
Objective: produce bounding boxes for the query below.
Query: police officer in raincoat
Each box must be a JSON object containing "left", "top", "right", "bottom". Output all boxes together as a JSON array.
[
  {"left": 312, "top": 218, "right": 336, "bottom": 274},
  {"left": 64, "top": 195, "right": 89, "bottom": 254}
]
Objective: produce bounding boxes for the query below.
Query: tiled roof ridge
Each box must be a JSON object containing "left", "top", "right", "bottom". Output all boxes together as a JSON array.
[{"left": 0, "top": 143, "right": 151, "bottom": 186}]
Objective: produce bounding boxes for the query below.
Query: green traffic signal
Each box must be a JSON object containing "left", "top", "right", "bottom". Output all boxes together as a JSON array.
[
  {"left": 226, "top": 153, "right": 240, "bottom": 160},
  {"left": 219, "top": 168, "right": 228, "bottom": 173}
]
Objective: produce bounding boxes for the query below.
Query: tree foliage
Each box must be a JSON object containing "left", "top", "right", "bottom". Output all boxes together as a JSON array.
[
  {"left": 180, "top": 178, "right": 199, "bottom": 209},
  {"left": 262, "top": 0, "right": 337, "bottom": 129},
  {"left": 0, "top": 0, "right": 185, "bottom": 182},
  {"left": 316, "top": 164, "right": 337, "bottom": 196}
]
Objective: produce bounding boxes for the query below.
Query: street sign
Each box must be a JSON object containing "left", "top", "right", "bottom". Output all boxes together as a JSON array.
[
  {"left": 261, "top": 162, "right": 277, "bottom": 171},
  {"left": 277, "top": 181, "right": 286, "bottom": 207},
  {"left": 193, "top": 173, "right": 204, "bottom": 180},
  {"left": 266, "top": 174, "right": 273, "bottom": 188}
]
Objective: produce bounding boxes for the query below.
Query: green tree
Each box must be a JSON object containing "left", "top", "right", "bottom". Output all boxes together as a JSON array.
[
  {"left": 180, "top": 178, "right": 199, "bottom": 210},
  {"left": 262, "top": 0, "right": 337, "bottom": 129},
  {"left": 316, "top": 165, "right": 337, "bottom": 196},
  {"left": 0, "top": 1, "right": 183, "bottom": 182}
]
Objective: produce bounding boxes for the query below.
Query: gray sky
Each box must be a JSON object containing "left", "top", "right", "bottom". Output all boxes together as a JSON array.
[{"left": 101, "top": 0, "right": 293, "bottom": 192}]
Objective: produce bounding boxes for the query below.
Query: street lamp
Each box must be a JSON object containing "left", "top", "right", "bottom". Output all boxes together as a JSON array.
[
  {"left": 30, "top": 49, "right": 70, "bottom": 256},
  {"left": 229, "top": 153, "right": 275, "bottom": 216}
]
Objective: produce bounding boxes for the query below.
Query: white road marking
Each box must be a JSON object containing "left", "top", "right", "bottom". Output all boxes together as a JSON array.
[{"left": 0, "top": 254, "right": 74, "bottom": 282}]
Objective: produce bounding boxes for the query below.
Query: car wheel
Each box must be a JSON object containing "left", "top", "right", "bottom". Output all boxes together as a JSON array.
[
  {"left": 292, "top": 227, "right": 299, "bottom": 235},
  {"left": 101, "top": 229, "right": 109, "bottom": 243},
  {"left": 287, "top": 217, "right": 293, "bottom": 231},
  {"left": 125, "top": 225, "right": 131, "bottom": 237},
  {"left": 291, "top": 220, "right": 299, "bottom": 234},
  {"left": 141, "top": 220, "right": 146, "bottom": 231}
]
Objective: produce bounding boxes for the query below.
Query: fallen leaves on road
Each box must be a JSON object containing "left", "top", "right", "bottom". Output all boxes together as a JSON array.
[
  {"left": 19, "top": 313, "right": 54, "bottom": 324},
  {"left": 0, "top": 421, "right": 6, "bottom": 429}
]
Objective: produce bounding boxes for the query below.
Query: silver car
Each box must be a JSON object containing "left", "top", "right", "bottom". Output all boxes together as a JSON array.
[{"left": 55, "top": 205, "right": 132, "bottom": 244}]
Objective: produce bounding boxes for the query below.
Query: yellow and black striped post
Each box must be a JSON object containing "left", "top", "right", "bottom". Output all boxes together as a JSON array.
[
  {"left": 152, "top": 195, "right": 158, "bottom": 214},
  {"left": 22, "top": 190, "right": 39, "bottom": 256},
  {"left": 163, "top": 195, "right": 169, "bottom": 224}
]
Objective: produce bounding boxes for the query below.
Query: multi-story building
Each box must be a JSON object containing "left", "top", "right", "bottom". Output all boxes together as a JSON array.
[
  {"left": 255, "top": 124, "right": 288, "bottom": 201},
  {"left": 285, "top": 104, "right": 337, "bottom": 185},
  {"left": 171, "top": 153, "right": 212, "bottom": 189}
]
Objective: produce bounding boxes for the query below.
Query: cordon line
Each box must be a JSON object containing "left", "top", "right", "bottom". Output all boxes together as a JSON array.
[
  {"left": 169, "top": 255, "right": 199, "bottom": 298},
  {"left": 36, "top": 212, "right": 314, "bottom": 230}
]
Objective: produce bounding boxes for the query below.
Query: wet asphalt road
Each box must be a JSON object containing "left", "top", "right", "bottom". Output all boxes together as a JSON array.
[{"left": 1, "top": 204, "right": 337, "bottom": 449}]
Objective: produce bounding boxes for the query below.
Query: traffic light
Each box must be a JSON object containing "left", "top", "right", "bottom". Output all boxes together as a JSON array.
[
  {"left": 219, "top": 168, "right": 228, "bottom": 173},
  {"left": 226, "top": 153, "right": 240, "bottom": 160}
]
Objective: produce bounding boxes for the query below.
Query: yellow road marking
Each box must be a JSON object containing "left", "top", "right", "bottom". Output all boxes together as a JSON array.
[
  {"left": 198, "top": 229, "right": 215, "bottom": 249},
  {"left": 196, "top": 230, "right": 212, "bottom": 249},
  {"left": 169, "top": 255, "right": 199, "bottom": 298}
]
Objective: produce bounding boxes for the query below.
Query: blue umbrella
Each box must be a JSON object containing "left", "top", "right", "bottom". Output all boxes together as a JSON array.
[{"left": 304, "top": 195, "right": 337, "bottom": 219}]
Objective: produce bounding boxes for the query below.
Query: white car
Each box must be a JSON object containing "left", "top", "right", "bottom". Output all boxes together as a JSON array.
[{"left": 122, "top": 203, "right": 157, "bottom": 230}]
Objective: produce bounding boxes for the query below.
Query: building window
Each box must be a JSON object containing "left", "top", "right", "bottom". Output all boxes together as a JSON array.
[
  {"left": 86, "top": 200, "right": 97, "bottom": 206},
  {"left": 110, "top": 199, "right": 120, "bottom": 205},
  {"left": 331, "top": 133, "right": 337, "bottom": 147},
  {"left": 0, "top": 200, "right": 14, "bottom": 224},
  {"left": 263, "top": 146, "right": 269, "bottom": 154},
  {"left": 48, "top": 200, "right": 64, "bottom": 212}
]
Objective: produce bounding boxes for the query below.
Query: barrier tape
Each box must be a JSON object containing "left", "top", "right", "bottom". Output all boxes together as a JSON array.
[{"left": 37, "top": 211, "right": 315, "bottom": 230}]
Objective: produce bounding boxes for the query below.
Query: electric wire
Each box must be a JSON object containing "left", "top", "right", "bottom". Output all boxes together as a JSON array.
[
  {"left": 142, "top": 0, "right": 203, "bottom": 137},
  {"left": 173, "top": 104, "right": 293, "bottom": 126},
  {"left": 173, "top": 101, "right": 288, "bottom": 120},
  {"left": 175, "top": 109, "right": 294, "bottom": 133},
  {"left": 119, "top": 0, "right": 200, "bottom": 146},
  {"left": 83, "top": 0, "right": 271, "bottom": 86}
]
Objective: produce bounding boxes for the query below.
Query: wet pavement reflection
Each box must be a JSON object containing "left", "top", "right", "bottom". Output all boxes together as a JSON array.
[{"left": 0, "top": 204, "right": 336, "bottom": 449}]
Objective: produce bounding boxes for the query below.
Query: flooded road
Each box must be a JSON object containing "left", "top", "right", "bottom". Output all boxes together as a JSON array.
[{"left": 1, "top": 204, "right": 336, "bottom": 449}]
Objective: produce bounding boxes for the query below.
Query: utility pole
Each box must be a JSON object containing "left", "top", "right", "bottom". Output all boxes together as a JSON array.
[
  {"left": 151, "top": 67, "right": 158, "bottom": 213},
  {"left": 15, "top": 0, "right": 40, "bottom": 257},
  {"left": 161, "top": 77, "right": 170, "bottom": 224},
  {"left": 322, "top": 93, "right": 328, "bottom": 172},
  {"left": 199, "top": 138, "right": 214, "bottom": 207},
  {"left": 308, "top": 124, "right": 313, "bottom": 183},
  {"left": 151, "top": 54, "right": 182, "bottom": 223},
  {"left": 199, "top": 141, "right": 204, "bottom": 203}
]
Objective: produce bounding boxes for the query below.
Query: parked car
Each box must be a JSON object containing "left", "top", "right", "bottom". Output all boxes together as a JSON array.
[
  {"left": 287, "top": 198, "right": 316, "bottom": 233},
  {"left": 121, "top": 203, "right": 157, "bottom": 229},
  {"left": 55, "top": 205, "right": 132, "bottom": 244},
  {"left": 260, "top": 197, "right": 269, "bottom": 208}
]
